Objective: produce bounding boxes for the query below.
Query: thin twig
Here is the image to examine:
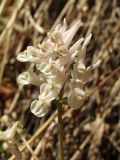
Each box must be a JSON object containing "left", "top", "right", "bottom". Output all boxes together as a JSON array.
[
  {"left": 21, "top": 137, "right": 38, "bottom": 160},
  {"left": 0, "top": 0, "right": 7, "bottom": 15},
  {"left": 0, "top": 0, "right": 25, "bottom": 45}
]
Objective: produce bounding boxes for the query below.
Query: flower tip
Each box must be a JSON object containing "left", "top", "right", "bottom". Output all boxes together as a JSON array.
[
  {"left": 30, "top": 100, "right": 49, "bottom": 117},
  {"left": 17, "top": 72, "right": 30, "bottom": 85},
  {"left": 83, "top": 34, "right": 92, "bottom": 49},
  {"left": 16, "top": 51, "right": 28, "bottom": 62},
  {"left": 75, "top": 19, "right": 83, "bottom": 27},
  {"left": 63, "top": 18, "right": 67, "bottom": 25},
  {"left": 92, "top": 59, "right": 101, "bottom": 69}
]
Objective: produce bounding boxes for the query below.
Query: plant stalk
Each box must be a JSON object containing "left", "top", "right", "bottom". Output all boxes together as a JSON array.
[{"left": 58, "top": 103, "right": 64, "bottom": 160}]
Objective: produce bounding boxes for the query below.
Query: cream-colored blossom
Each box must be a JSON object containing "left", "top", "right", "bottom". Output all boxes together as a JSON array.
[
  {"left": 0, "top": 122, "right": 19, "bottom": 141},
  {"left": 17, "top": 71, "right": 42, "bottom": 86},
  {"left": 17, "top": 19, "right": 100, "bottom": 117},
  {"left": 68, "top": 87, "right": 85, "bottom": 108},
  {"left": 30, "top": 99, "right": 50, "bottom": 117}
]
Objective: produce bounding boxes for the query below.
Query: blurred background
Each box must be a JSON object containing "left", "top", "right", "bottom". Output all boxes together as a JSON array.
[{"left": 0, "top": 0, "right": 120, "bottom": 159}]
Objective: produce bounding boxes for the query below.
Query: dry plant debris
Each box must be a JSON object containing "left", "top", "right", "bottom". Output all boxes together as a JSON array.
[{"left": 0, "top": 0, "right": 120, "bottom": 160}]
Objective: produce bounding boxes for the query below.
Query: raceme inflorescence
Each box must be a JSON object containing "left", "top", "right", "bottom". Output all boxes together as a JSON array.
[{"left": 17, "top": 19, "right": 100, "bottom": 117}]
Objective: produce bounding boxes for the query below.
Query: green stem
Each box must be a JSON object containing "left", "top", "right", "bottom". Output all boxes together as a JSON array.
[
  {"left": 57, "top": 83, "right": 65, "bottom": 160},
  {"left": 58, "top": 103, "right": 64, "bottom": 160}
]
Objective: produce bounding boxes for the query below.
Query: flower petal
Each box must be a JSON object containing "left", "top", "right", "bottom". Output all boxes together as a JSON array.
[
  {"left": 69, "top": 38, "right": 84, "bottom": 54},
  {"left": 68, "top": 88, "right": 85, "bottom": 108},
  {"left": 64, "top": 20, "right": 83, "bottom": 47},
  {"left": 30, "top": 100, "right": 50, "bottom": 117},
  {"left": 17, "top": 72, "right": 31, "bottom": 85},
  {"left": 16, "top": 50, "right": 40, "bottom": 62}
]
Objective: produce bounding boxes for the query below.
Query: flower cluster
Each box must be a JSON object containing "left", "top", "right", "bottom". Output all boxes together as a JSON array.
[{"left": 17, "top": 19, "right": 100, "bottom": 117}]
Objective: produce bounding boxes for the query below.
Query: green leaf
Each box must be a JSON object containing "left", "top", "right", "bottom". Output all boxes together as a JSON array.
[
  {"left": 62, "top": 97, "right": 68, "bottom": 105},
  {"left": 0, "top": 19, "right": 4, "bottom": 33},
  {"left": 20, "top": 129, "right": 28, "bottom": 136},
  {"left": 53, "top": 97, "right": 68, "bottom": 107},
  {"left": 0, "top": 141, "right": 4, "bottom": 153},
  {"left": 54, "top": 99, "right": 62, "bottom": 107}
]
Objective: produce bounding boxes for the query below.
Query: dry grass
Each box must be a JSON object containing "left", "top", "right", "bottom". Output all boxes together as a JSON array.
[{"left": 0, "top": 0, "right": 120, "bottom": 160}]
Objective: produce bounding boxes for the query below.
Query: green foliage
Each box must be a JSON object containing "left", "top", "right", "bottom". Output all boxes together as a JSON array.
[
  {"left": 62, "top": 97, "right": 68, "bottom": 105},
  {"left": 19, "top": 128, "right": 28, "bottom": 136},
  {"left": 54, "top": 98, "right": 62, "bottom": 107},
  {"left": 54, "top": 97, "right": 68, "bottom": 107},
  {"left": 0, "top": 141, "right": 4, "bottom": 153},
  {"left": 0, "top": 17, "right": 4, "bottom": 33}
]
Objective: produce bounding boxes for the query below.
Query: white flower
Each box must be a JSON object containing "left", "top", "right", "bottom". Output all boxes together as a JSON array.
[
  {"left": 16, "top": 49, "right": 40, "bottom": 62},
  {"left": 68, "top": 88, "right": 85, "bottom": 108},
  {"left": 54, "top": 19, "right": 83, "bottom": 47},
  {"left": 69, "top": 38, "right": 84, "bottom": 54},
  {"left": 30, "top": 99, "right": 50, "bottom": 117},
  {"left": 64, "top": 20, "right": 83, "bottom": 47},
  {"left": 71, "top": 63, "right": 91, "bottom": 84},
  {"left": 40, "top": 81, "right": 61, "bottom": 100},
  {"left": 0, "top": 122, "right": 19, "bottom": 141},
  {"left": 17, "top": 71, "right": 42, "bottom": 86},
  {"left": 87, "top": 60, "right": 101, "bottom": 71},
  {"left": 36, "top": 58, "right": 63, "bottom": 77},
  {"left": 75, "top": 34, "right": 92, "bottom": 64},
  {"left": 17, "top": 19, "right": 100, "bottom": 117},
  {"left": 30, "top": 81, "right": 62, "bottom": 117}
]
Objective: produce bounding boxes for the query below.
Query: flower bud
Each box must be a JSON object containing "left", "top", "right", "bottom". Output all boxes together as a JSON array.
[{"left": 68, "top": 88, "right": 85, "bottom": 108}]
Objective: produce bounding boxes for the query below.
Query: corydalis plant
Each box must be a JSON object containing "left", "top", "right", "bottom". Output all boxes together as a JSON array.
[
  {"left": 0, "top": 116, "right": 22, "bottom": 160},
  {"left": 17, "top": 19, "right": 100, "bottom": 117}
]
